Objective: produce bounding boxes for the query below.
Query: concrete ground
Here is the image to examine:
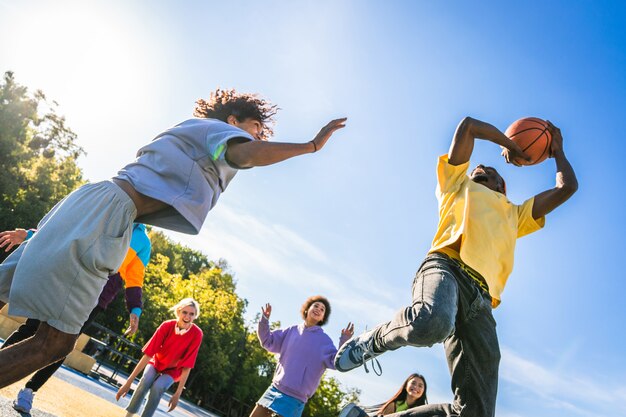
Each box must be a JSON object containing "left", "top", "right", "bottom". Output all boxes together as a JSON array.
[{"left": 0, "top": 364, "right": 219, "bottom": 417}]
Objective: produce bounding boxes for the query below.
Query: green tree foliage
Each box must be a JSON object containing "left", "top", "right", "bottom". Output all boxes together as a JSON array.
[
  {"left": 0, "top": 71, "right": 85, "bottom": 258},
  {"left": 303, "top": 376, "right": 361, "bottom": 417},
  {"left": 96, "top": 231, "right": 276, "bottom": 412},
  {"left": 0, "top": 72, "right": 359, "bottom": 415}
]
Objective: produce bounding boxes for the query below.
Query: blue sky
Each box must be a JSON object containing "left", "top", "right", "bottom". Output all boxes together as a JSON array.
[{"left": 1, "top": 1, "right": 625, "bottom": 416}]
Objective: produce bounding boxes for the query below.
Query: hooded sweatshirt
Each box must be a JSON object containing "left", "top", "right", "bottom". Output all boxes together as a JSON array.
[{"left": 258, "top": 316, "right": 349, "bottom": 402}]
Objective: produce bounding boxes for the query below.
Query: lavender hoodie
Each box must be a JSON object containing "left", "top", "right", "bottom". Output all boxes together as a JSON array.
[{"left": 258, "top": 316, "right": 349, "bottom": 402}]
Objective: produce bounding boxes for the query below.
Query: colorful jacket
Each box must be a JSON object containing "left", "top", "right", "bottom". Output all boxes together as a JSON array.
[
  {"left": 97, "top": 223, "right": 151, "bottom": 315},
  {"left": 258, "top": 316, "right": 349, "bottom": 403}
]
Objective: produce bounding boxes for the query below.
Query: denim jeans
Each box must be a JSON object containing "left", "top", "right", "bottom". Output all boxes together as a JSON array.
[
  {"left": 371, "top": 253, "right": 500, "bottom": 417},
  {"left": 126, "top": 364, "right": 174, "bottom": 417}
]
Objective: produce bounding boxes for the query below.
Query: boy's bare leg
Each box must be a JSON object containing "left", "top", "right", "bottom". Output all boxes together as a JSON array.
[{"left": 0, "top": 323, "right": 77, "bottom": 388}]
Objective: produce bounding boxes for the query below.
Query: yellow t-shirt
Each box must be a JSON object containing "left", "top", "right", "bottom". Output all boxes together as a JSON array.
[{"left": 429, "top": 155, "right": 545, "bottom": 306}]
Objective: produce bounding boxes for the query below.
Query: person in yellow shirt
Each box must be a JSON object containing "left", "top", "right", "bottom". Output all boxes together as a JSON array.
[{"left": 334, "top": 117, "right": 578, "bottom": 417}]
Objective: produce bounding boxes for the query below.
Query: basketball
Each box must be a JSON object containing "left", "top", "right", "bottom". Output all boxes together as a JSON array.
[{"left": 504, "top": 117, "right": 552, "bottom": 165}]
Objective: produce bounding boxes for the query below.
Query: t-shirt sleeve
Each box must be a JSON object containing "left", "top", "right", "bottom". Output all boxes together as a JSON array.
[
  {"left": 436, "top": 154, "right": 470, "bottom": 196},
  {"left": 205, "top": 128, "right": 254, "bottom": 169},
  {"left": 516, "top": 197, "right": 546, "bottom": 238},
  {"left": 178, "top": 328, "right": 203, "bottom": 369},
  {"left": 143, "top": 322, "right": 170, "bottom": 357}
]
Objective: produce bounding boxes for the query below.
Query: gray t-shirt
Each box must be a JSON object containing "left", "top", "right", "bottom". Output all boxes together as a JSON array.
[{"left": 115, "top": 118, "right": 254, "bottom": 234}]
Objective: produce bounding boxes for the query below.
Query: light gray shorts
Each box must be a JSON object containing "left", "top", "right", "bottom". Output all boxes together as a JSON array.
[{"left": 0, "top": 180, "right": 136, "bottom": 334}]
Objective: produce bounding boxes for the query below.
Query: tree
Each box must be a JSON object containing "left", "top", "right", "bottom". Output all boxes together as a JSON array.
[
  {"left": 95, "top": 231, "right": 276, "bottom": 413},
  {"left": 0, "top": 71, "right": 85, "bottom": 260},
  {"left": 303, "top": 376, "right": 361, "bottom": 417}
]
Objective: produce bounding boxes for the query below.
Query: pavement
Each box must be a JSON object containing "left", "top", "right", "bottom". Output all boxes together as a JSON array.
[{"left": 0, "top": 357, "right": 220, "bottom": 417}]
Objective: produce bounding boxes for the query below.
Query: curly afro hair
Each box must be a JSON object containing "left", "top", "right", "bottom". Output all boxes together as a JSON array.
[
  {"left": 193, "top": 88, "right": 278, "bottom": 140},
  {"left": 300, "top": 295, "right": 331, "bottom": 326}
]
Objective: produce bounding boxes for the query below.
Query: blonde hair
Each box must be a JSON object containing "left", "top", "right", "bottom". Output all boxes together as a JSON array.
[{"left": 171, "top": 298, "right": 201, "bottom": 319}]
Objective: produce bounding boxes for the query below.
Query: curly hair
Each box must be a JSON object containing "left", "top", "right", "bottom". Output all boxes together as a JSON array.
[
  {"left": 300, "top": 295, "right": 331, "bottom": 326},
  {"left": 193, "top": 88, "right": 278, "bottom": 140}
]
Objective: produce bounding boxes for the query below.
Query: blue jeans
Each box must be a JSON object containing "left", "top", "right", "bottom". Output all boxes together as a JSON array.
[
  {"left": 371, "top": 253, "right": 500, "bottom": 417},
  {"left": 126, "top": 364, "right": 175, "bottom": 417}
]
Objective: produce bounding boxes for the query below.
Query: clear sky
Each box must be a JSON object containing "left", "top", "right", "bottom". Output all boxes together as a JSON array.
[{"left": 1, "top": 1, "right": 625, "bottom": 416}]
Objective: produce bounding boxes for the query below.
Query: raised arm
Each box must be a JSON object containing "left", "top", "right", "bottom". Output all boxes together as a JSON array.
[
  {"left": 448, "top": 117, "right": 529, "bottom": 166},
  {"left": 226, "top": 118, "right": 346, "bottom": 168},
  {"left": 531, "top": 122, "right": 578, "bottom": 219},
  {"left": 257, "top": 303, "right": 288, "bottom": 353}
]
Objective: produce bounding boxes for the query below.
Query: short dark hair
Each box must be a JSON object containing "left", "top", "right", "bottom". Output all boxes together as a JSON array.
[
  {"left": 300, "top": 295, "right": 331, "bottom": 326},
  {"left": 193, "top": 88, "right": 278, "bottom": 140}
]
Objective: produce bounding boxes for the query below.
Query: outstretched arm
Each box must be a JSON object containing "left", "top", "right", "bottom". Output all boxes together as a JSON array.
[
  {"left": 448, "top": 117, "right": 529, "bottom": 166},
  {"left": 226, "top": 118, "right": 347, "bottom": 168},
  {"left": 531, "top": 122, "right": 578, "bottom": 219}
]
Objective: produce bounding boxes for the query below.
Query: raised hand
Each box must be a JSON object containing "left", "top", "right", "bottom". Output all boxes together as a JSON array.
[
  {"left": 341, "top": 322, "right": 354, "bottom": 338},
  {"left": 310, "top": 118, "right": 347, "bottom": 152},
  {"left": 501, "top": 141, "right": 531, "bottom": 166},
  {"left": 262, "top": 303, "right": 272, "bottom": 319},
  {"left": 0, "top": 229, "right": 28, "bottom": 252},
  {"left": 546, "top": 120, "right": 563, "bottom": 157}
]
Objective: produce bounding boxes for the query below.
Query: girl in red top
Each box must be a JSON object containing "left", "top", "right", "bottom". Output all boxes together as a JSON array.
[{"left": 116, "top": 298, "right": 203, "bottom": 417}]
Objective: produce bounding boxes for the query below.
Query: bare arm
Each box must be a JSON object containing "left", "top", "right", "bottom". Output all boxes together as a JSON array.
[
  {"left": 0, "top": 229, "right": 28, "bottom": 252},
  {"left": 225, "top": 118, "right": 346, "bottom": 168},
  {"left": 116, "top": 354, "right": 151, "bottom": 400},
  {"left": 448, "top": 117, "right": 529, "bottom": 166},
  {"left": 531, "top": 122, "right": 578, "bottom": 219},
  {"left": 168, "top": 367, "right": 191, "bottom": 412}
]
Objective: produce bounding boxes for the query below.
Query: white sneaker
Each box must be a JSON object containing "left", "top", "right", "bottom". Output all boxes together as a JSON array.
[
  {"left": 13, "top": 388, "right": 34, "bottom": 413},
  {"left": 334, "top": 329, "right": 383, "bottom": 375}
]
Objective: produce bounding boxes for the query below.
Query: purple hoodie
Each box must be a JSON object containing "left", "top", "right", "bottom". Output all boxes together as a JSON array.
[{"left": 258, "top": 316, "right": 349, "bottom": 402}]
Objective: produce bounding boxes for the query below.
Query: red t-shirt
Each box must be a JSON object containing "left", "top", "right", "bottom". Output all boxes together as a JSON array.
[{"left": 143, "top": 319, "right": 203, "bottom": 381}]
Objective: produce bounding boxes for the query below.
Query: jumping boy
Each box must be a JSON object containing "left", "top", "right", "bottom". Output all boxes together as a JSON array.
[
  {"left": 0, "top": 88, "right": 346, "bottom": 387},
  {"left": 336, "top": 117, "right": 577, "bottom": 417}
]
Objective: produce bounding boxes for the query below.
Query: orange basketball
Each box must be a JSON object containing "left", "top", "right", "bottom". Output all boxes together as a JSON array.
[{"left": 504, "top": 117, "right": 552, "bottom": 165}]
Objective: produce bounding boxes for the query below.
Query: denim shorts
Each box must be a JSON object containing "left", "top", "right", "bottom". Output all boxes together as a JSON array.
[{"left": 257, "top": 385, "right": 305, "bottom": 417}]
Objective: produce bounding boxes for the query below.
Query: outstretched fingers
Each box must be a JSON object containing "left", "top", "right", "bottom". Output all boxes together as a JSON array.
[
  {"left": 342, "top": 322, "right": 355, "bottom": 338},
  {"left": 262, "top": 303, "right": 272, "bottom": 319},
  {"left": 311, "top": 117, "right": 347, "bottom": 151}
]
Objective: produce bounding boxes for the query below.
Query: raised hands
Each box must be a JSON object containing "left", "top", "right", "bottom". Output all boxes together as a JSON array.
[
  {"left": 310, "top": 118, "right": 347, "bottom": 153},
  {"left": 262, "top": 303, "right": 272, "bottom": 320},
  {"left": 0, "top": 229, "right": 28, "bottom": 252},
  {"left": 501, "top": 141, "right": 531, "bottom": 166},
  {"left": 546, "top": 120, "right": 563, "bottom": 156},
  {"left": 341, "top": 322, "right": 354, "bottom": 339}
]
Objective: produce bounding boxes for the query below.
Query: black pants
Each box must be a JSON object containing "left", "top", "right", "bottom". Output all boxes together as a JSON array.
[{"left": 1, "top": 306, "right": 103, "bottom": 391}]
